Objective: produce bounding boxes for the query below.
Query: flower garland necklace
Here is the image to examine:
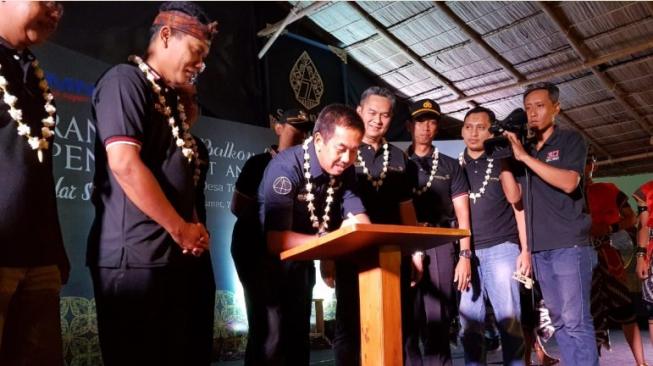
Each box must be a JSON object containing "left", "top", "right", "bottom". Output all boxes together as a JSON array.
[
  {"left": 413, "top": 146, "right": 439, "bottom": 195},
  {"left": 129, "top": 55, "right": 200, "bottom": 186},
  {"left": 459, "top": 151, "right": 494, "bottom": 204},
  {"left": 303, "top": 137, "right": 336, "bottom": 234},
  {"left": 357, "top": 138, "right": 389, "bottom": 190},
  {"left": 0, "top": 60, "right": 56, "bottom": 162}
]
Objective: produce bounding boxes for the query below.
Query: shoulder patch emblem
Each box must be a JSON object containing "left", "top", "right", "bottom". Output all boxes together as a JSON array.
[{"left": 272, "top": 176, "right": 292, "bottom": 195}]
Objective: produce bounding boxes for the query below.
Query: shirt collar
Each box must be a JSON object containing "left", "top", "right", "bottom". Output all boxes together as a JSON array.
[
  {"left": 463, "top": 148, "right": 488, "bottom": 163},
  {"left": 406, "top": 144, "right": 433, "bottom": 160},
  {"left": 535, "top": 124, "right": 561, "bottom": 150},
  {"left": 308, "top": 141, "right": 327, "bottom": 180},
  {"left": 0, "top": 36, "right": 35, "bottom": 63}
]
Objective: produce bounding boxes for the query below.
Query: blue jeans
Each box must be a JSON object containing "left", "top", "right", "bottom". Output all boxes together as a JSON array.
[
  {"left": 459, "top": 242, "right": 524, "bottom": 366},
  {"left": 533, "top": 245, "right": 599, "bottom": 366}
]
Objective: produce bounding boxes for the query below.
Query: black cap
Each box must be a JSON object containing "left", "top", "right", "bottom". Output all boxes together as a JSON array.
[
  {"left": 277, "top": 108, "right": 313, "bottom": 132},
  {"left": 409, "top": 99, "right": 441, "bottom": 120}
]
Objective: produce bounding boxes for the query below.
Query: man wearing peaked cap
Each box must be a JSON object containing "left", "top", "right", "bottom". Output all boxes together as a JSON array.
[
  {"left": 276, "top": 108, "right": 315, "bottom": 132},
  {"left": 231, "top": 106, "right": 313, "bottom": 365},
  {"left": 404, "top": 98, "right": 472, "bottom": 365},
  {"left": 410, "top": 98, "right": 442, "bottom": 119}
]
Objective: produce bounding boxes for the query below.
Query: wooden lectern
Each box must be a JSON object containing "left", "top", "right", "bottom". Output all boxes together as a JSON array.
[{"left": 281, "top": 223, "right": 469, "bottom": 366}]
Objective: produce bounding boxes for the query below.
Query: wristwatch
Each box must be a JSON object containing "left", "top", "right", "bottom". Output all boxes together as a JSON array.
[{"left": 459, "top": 249, "right": 472, "bottom": 259}]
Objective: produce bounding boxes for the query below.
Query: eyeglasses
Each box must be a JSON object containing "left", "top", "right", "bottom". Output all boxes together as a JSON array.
[{"left": 42, "top": 2, "right": 64, "bottom": 18}]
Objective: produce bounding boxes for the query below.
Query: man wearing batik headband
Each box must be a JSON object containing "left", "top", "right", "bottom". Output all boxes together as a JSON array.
[
  {"left": 87, "top": 2, "right": 216, "bottom": 364},
  {"left": 0, "top": 2, "right": 68, "bottom": 365}
]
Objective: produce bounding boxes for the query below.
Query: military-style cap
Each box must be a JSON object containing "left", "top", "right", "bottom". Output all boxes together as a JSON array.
[
  {"left": 278, "top": 108, "right": 313, "bottom": 131},
  {"left": 409, "top": 99, "right": 441, "bottom": 120}
]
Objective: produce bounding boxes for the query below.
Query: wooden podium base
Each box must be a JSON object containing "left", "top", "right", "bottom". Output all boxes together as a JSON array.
[
  {"left": 280, "top": 224, "right": 469, "bottom": 366},
  {"left": 358, "top": 245, "right": 402, "bottom": 365}
]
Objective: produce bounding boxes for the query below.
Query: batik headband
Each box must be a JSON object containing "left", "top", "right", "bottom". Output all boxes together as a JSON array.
[{"left": 153, "top": 10, "right": 218, "bottom": 42}]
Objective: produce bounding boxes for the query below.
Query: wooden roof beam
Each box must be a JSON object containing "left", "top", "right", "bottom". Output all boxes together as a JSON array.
[
  {"left": 345, "top": 1, "right": 477, "bottom": 109},
  {"left": 556, "top": 112, "right": 612, "bottom": 157},
  {"left": 538, "top": 1, "right": 653, "bottom": 136},
  {"left": 432, "top": 1, "right": 525, "bottom": 82},
  {"left": 439, "top": 40, "right": 653, "bottom": 107}
]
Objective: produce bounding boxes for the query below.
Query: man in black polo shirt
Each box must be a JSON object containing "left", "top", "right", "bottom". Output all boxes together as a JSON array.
[
  {"left": 231, "top": 108, "right": 313, "bottom": 365},
  {"left": 0, "top": 2, "right": 69, "bottom": 365},
  {"left": 505, "top": 82, "right": 598, "bottom": 365},
  {"left": 404, "top": 99, "right": 472, "bottom": 365},
  {"left": 87, "top": 2, "right": 217, "bottom": 365},
  {"left": 458, "top": 106, "right": 528, "bottom": 365},
  {"left": 259, "top": 104, "right": 369, "bottom": 365},
  {"left": 331, "top": 86, "right": 420, "bottom": 365}
]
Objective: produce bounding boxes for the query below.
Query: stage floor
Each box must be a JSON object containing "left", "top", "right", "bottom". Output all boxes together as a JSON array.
[{"left": 213, "top": 328, "right": 653, "bottom": 365}]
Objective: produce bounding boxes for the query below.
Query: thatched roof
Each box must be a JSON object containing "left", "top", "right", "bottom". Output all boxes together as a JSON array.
[{"left": 266, "top": 1, "right": 653, "bottom": 177}]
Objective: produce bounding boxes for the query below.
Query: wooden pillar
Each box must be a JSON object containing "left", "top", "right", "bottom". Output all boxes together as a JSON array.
[{"left": 358, "top": 245, "right": 403, "bottom": 366}]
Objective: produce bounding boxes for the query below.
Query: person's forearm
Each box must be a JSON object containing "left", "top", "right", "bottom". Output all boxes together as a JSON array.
[
  {"left": 453, "top": 195, "right": 471, "bottom": 250},
  {"left": 639, "top": 212, "right": 650, "bottom": 248},
  {"left": 499, "top": 169, "right": 522, "bottom": 204},
  {"left": 513, "top": 205, "right": 528, "bottom": 252},
  {"left": 267, "top": 230, "right": 317, "bottom": 253},
  {"left": 521, "top": 155, "right": 580, "bottom": 194}
]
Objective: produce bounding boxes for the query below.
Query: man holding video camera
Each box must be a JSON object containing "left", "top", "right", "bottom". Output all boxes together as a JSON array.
[
  {"left": 458, "top": 106, "right": 528, "bottom": 366},
  {"left": 505, "top": 82, "right": 598, "bottom": 366}
]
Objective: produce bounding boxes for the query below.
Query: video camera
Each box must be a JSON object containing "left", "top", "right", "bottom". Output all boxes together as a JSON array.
[{"left": 483, "top": 108, "right": 529, "bottom": 160}]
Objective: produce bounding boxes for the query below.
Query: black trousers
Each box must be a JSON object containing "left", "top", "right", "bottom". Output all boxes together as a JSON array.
[
  {"left": 402, "top": 242, "right": 456, "bottom": 366},
  {"left": 90, "top": 259, "right": 215, "bottom": 366},
  {"left": 233, "top": 247, "right": 315, "bottom": 366},
  {"left": 333, "top": 261, "right": 360, "bottom": 366}
]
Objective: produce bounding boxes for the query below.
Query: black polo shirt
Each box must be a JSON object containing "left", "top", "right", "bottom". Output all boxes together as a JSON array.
[
  {"left": 231, "top": 148, "right": 275, "bottom": 257},
  {"left": 524, "top": 126, "right": 591, "bottom": 251},
  {"left": 462, "top": 151, "right": 519, "bottom": 249},
  {"left": 407, "top": 145, "right": 468, "bottom": 227},
  {"left": 88, "top": 63, "right": 196, "bottom": 268},
  {"left": 0, "top": 38, "right": 67, "bottom": 267},
  {"left": 259, "top": 142, "right": 365, "bottom": 235},
  {"left": 356, "top": 142, "right": 413, "bottom": 224}
]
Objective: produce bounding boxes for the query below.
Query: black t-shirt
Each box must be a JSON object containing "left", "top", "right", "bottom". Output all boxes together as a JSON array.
[
  {"left": 523, "top": 126, "right": 591, "bottom": 251},
  {"left": 462, "top": 151, "right": 519, "bottom": 249},
  {"left": 407, "top": 145, "right": 468, "bottom": 227},
  {"left": 259, "top": 142, "right": 365, "bottom": 234},
  {"left": 356, "top": 142, "right": 413, "bottom": 224},
  {"left": 87, "top": 63, "right": 196, "bottom": 268},
  {"left": 231, "top": 149, "right": 274, "bottom": 256},
  {"left": 0, "top": 39, "right": 67, "bottom": 267},
  {"left": 194, "top": 136, "right": 210, "bottom": 226}
]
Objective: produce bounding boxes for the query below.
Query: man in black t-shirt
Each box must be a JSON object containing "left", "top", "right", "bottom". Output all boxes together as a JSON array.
[
  {"left": 331, "top": 87, "right": 422, "bottom": 366},
  {"left": 458, "top": 106, "right": 527, "bottom": 365},
  {"left": 0, "top": 3, "right": 69, "bottom": 365},
  {"left": 230, "top": 108, "right": 313, "bottom": 365},
  {"left": 404, "top": 99, "right": 471, "bottom": 365},
  {"left": 87, "top": 2, "right": 217, "bottom": 365},
  {"left": 505, "top": 82, "right": 598, "bottom": 366}
]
